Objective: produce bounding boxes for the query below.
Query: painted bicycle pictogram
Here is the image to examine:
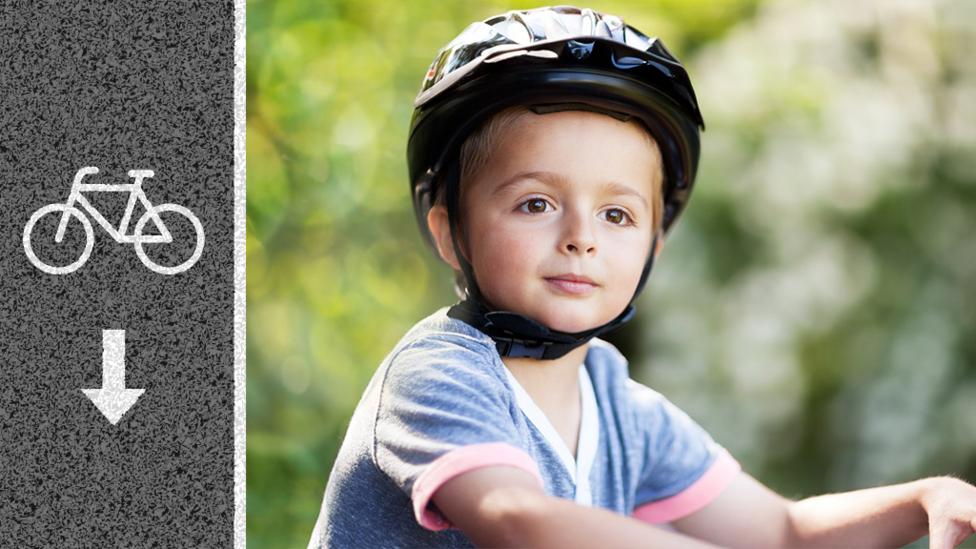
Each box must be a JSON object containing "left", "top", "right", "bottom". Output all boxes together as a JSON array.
[{"left": 23, "top": 166, "right": 205, "bottom": 275}]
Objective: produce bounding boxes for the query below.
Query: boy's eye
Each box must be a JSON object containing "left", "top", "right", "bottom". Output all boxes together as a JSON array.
[
  {"left": 603, "top": 208, "right": 630, "bottom": 225},
  {"left": 521, "top": 198, "right": 551, "bottom": 214}
]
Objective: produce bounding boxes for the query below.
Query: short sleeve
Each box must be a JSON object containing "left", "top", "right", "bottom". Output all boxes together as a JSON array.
[
  {"left": 627, "top": 380, "right": 741, "bottom": 524},
  {"left": 372, "top": 334, "right": 543, "bottom": 531}
]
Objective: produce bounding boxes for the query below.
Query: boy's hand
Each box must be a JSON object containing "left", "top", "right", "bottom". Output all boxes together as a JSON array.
[{"left": 920, "top": 476, "right": 976, "bottom": 549}]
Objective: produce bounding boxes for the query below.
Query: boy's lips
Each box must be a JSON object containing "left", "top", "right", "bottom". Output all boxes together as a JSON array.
[{"left": 544, "top": 274, "right": 598, "bottom": 295}]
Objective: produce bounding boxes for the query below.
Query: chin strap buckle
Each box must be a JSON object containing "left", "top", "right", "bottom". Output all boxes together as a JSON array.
[{"left": 495, "top": 338, "right": 558, "bottom": 360}]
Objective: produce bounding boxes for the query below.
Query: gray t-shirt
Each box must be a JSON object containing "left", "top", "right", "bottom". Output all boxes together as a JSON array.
[{"left": 308, "top": 308, "right": 740, "bottom": 548}]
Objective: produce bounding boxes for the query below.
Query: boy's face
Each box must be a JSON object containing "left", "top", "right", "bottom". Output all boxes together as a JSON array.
[{"left": 451, "top": 110, "right": 662, "bottom": 334}]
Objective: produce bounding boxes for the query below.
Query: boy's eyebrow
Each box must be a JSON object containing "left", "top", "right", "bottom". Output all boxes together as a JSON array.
[
  {"left": 490, "top": 170, "right": 559, "bottom": 196},
  {"left": 491, "top": 171, "right": 650, "bottom": 209},
  {"left": 601, "top": 181, "right": 649, "bottom": 209}
]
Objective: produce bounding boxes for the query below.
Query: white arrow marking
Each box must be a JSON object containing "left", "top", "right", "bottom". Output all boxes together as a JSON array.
[{"left": 82, "top": 329, "right": 144, "bottom": 425}]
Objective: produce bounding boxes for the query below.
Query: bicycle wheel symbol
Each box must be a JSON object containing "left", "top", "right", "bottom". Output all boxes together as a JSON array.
[
  {"left": 133, "top": 204, "right": 205, "bottom": 275},
  {"left": 22, "top": 204, "right": 95, "bottom": 275}
]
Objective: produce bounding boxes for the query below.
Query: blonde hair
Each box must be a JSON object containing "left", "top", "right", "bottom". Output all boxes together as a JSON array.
[{"left": 459, "top": 106, "right": 535, "bottom": 195}]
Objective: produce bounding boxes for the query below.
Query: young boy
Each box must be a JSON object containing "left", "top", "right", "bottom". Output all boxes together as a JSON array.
[{"left": 308, "top": 6, "right": 976, "bottom": 548}]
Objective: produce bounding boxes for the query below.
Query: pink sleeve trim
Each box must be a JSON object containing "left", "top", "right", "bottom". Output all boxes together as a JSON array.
[
  {"left": 412, "top": 442, "right": 544, "bottom": 531},
  {"left": 633, "top": 448, "right": 741, "bottom": 524}
]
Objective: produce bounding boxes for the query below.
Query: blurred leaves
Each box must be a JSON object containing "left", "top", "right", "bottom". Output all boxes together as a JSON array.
[
  {"left": 247, "top": 1, "right": 976, "bottom": 547},
  {"left": 641, "top": 0, "right": 976, "bottom": 516}
]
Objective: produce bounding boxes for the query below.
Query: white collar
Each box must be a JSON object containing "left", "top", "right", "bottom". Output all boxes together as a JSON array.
[{"left": 503, "top": 363, "right": 599, "bottom": 506}]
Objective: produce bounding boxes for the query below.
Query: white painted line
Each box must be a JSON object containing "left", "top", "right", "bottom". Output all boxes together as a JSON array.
[{"left": 234, "top": 0, "right": 247, "bottom": 544}]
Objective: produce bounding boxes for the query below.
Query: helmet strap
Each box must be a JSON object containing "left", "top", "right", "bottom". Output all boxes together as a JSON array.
[
  {"left": 447, "top": 299, "right": 638, "bottom": 360},
  {"left": 443, "top": 160, "right": 485, "bottom": 304}
]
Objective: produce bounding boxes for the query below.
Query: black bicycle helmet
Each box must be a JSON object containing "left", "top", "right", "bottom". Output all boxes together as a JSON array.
[{"left": 406, "top": 6, "right": 705, "bottom": 360}]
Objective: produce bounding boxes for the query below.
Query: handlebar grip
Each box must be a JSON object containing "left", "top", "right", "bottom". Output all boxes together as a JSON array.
[{"left": 72, "top": 166, "right": 99, "bottom": 185}]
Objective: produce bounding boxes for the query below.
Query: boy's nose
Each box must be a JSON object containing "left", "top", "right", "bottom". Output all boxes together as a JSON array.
[{"left": 561, "top": 211, "right": 597, "bottom": 256}]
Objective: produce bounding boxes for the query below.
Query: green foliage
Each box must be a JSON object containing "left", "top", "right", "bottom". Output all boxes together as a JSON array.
[{"left": 247, "top": 1, "right": 976, "bottom": 547}]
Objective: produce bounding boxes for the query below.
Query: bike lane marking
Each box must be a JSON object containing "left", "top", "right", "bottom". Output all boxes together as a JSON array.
[
  {"left": 22, "top": 166, "right": 208, "bottom": 275},
  {"left": 81, "top": 329, "right": 145, "bottom": 425}
]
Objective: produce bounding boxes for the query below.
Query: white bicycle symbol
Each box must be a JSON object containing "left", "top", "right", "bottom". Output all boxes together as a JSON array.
[{"left": 23, "top": 166, "right": 205, "bottom": 275}]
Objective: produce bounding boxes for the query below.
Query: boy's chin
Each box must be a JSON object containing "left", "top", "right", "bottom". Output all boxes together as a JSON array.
[
  {"left": 550, "top": 321, "right": 604, "bottom": 334},
  {"left": 488, "top": 297, "right": 622, "bottom": 334},
  {"left": 536, "top": 312, "right": 615, "bottom": 335}
]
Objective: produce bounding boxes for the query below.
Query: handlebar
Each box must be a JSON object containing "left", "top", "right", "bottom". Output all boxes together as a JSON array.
[{"left": 72, "top": 166, "right": 99, "bottom": 185}]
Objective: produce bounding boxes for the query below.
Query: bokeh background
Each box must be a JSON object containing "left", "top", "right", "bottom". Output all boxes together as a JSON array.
[{"left": 246, "top": 0, "right": 976, "bottom": 547}]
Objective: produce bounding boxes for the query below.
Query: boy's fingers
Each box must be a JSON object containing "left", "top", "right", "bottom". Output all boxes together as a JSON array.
[
  {"left": 958, "top": 522, "right": 976, "bottom": 547},
  {"left": 940, "top": 520, "right": 975, "bottom": 549}
]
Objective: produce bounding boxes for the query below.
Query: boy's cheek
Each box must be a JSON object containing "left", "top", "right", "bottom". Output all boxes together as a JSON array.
[
  {"left": 472, "top": 228, "right": 537, "bottom": 260},
  {"left": 608, "top": 244, "right": 652, "bottom": 283}
]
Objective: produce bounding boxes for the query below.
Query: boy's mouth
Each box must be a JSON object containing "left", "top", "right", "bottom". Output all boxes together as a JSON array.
[{"left": 544, "top": 274, "right": 598, "bottom": 295}]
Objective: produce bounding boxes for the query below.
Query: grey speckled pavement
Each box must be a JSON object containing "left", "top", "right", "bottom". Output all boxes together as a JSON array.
[{"left": 0, "top": 1, "right": 238, "bottom": 546}]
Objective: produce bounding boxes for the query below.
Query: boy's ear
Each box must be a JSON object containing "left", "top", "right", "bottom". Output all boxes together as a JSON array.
[
  {"left": 653, "top": 237, "right": 665, "bottom": 259},
  {"left": 427, "top": 205, "right": 462, "bottom": 270}
]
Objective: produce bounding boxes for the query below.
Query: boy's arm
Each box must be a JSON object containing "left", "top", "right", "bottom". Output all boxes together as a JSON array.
[
  {"left": 433, "top": 466, "right": 723, "bottom": 548},
  {"left": 672, "top": 471, "right": 976, "bottom": 549}
]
